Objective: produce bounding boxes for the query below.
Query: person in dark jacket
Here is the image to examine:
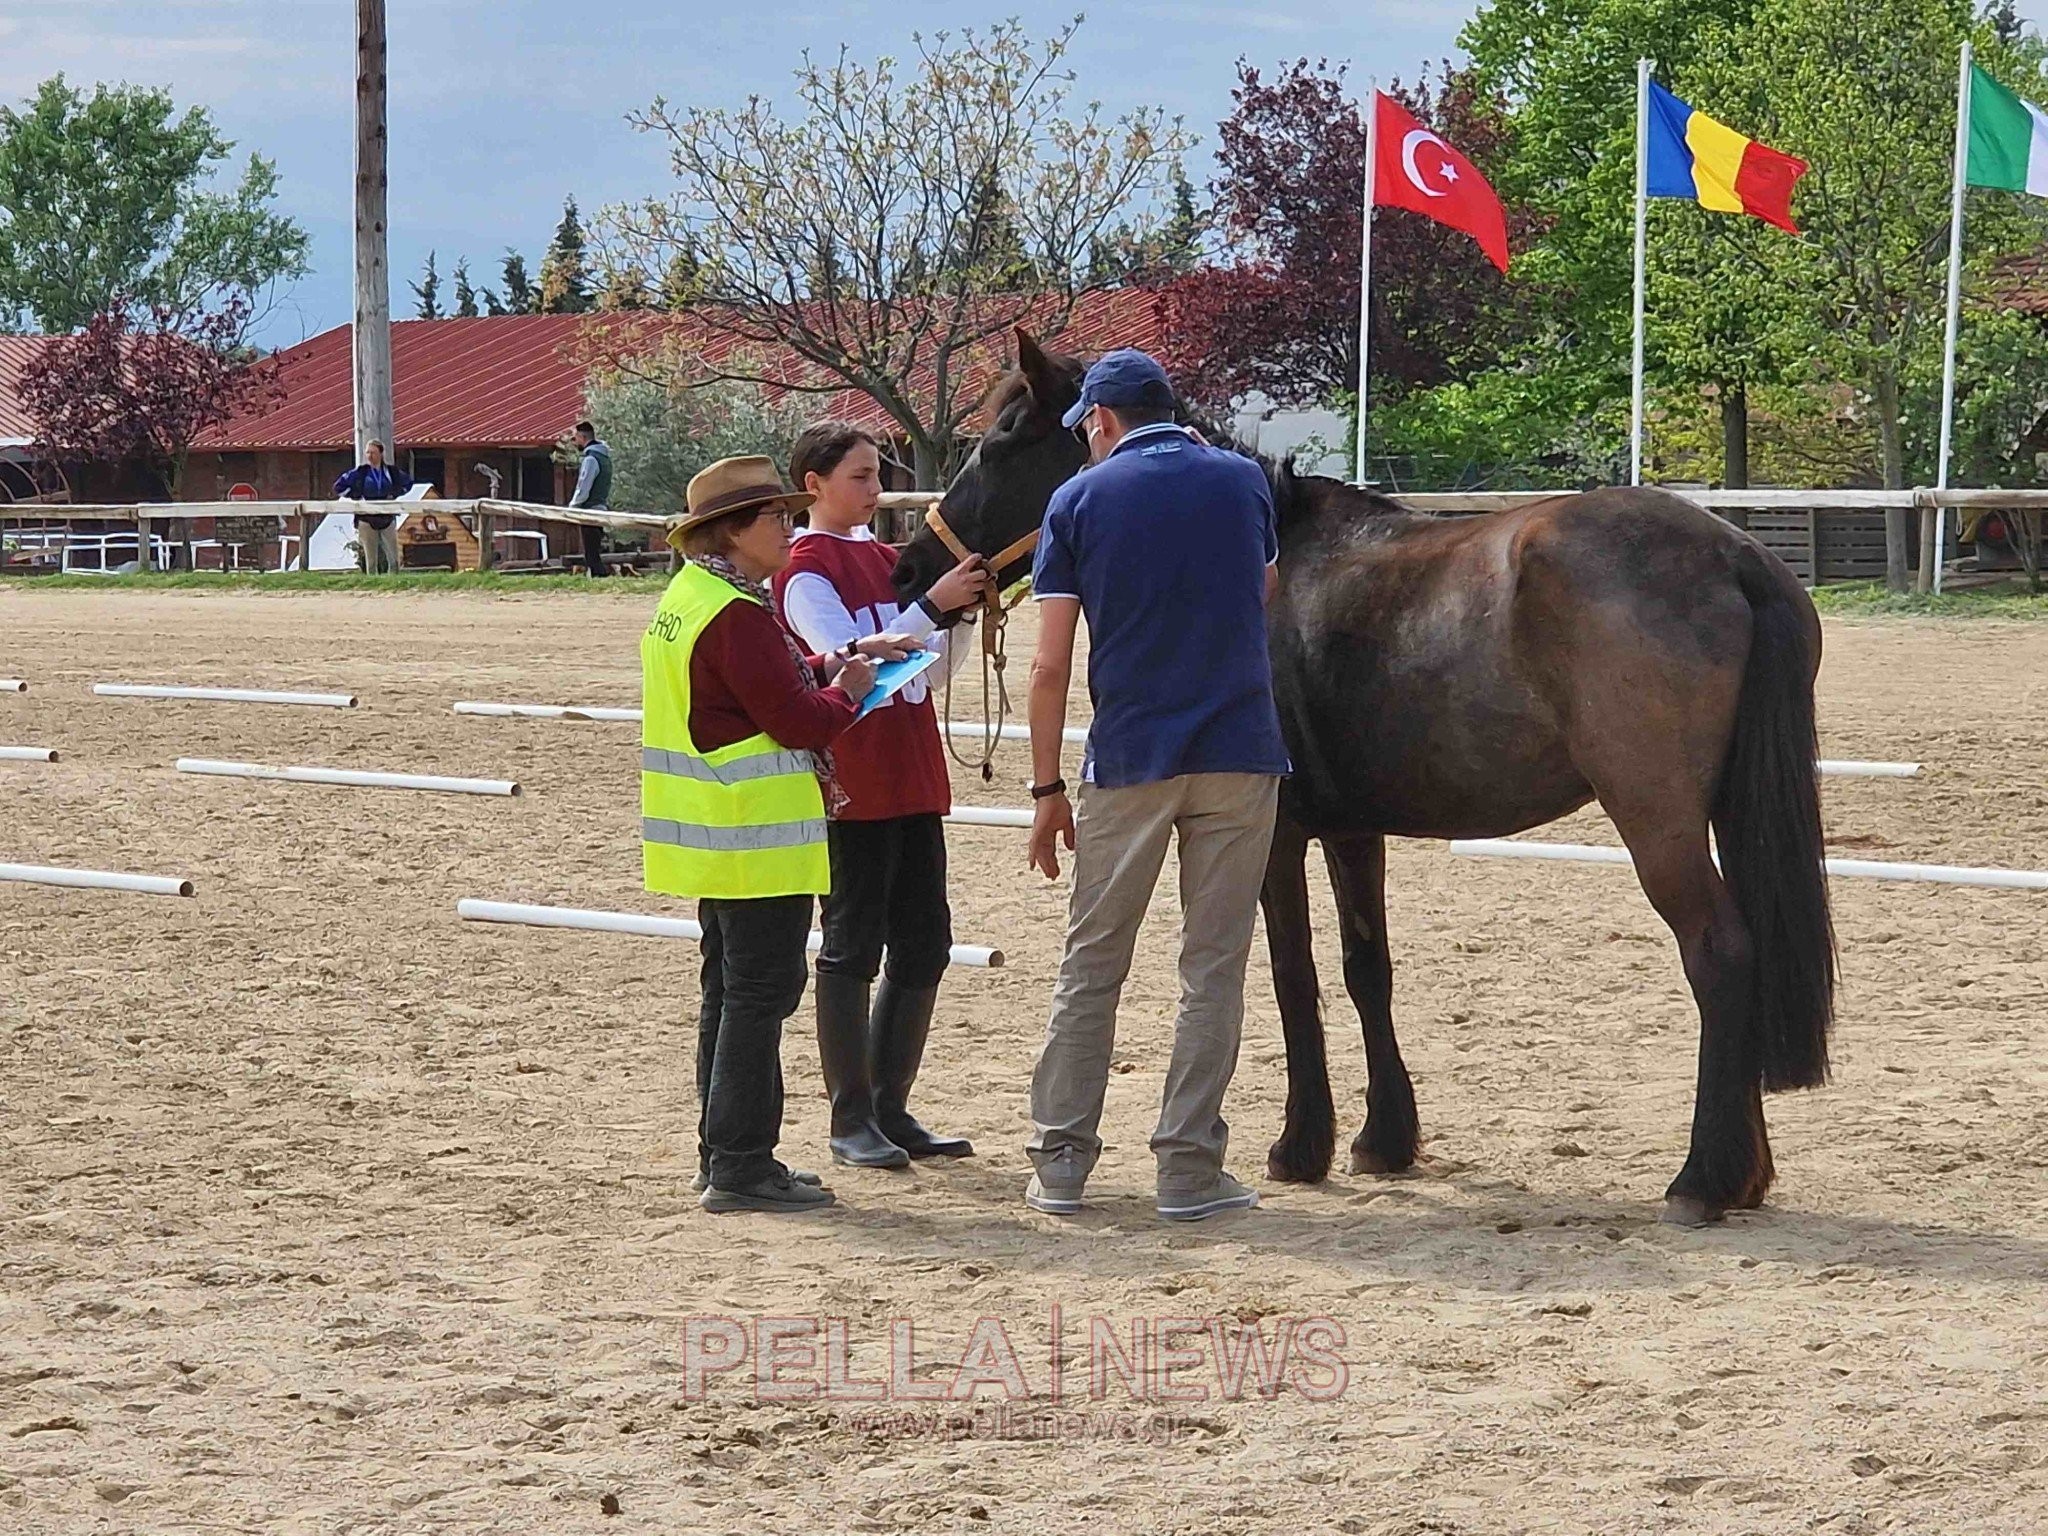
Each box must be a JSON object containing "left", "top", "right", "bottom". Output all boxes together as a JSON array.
[
  {"left": 568, "top": 420, "right": 613, "bottom": 578},
  {"left": 332, "top": 440, "right": 413, "bottom": 575}
]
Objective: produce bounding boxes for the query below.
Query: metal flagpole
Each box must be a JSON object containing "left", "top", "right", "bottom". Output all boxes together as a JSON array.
[
  {"left": 1355, "top": 83, "right": 1379, "bottom": 486},
  {"left": 1629, "top": 58, "right": 1652, "bottom": 486},
  {"left": 1932, "top": 40, "right": 1974, "bottom": 596}
]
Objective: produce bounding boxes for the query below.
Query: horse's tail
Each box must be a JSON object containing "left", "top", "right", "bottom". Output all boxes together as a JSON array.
[{"left": 1712, "top": 547, "right": 1837, "bottom": 1091}]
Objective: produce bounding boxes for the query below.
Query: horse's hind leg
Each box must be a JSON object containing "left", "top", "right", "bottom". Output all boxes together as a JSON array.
[
  {"left": 1603, "top": 799, "right": 1768, "bottom": 1225},
  {"left": 1263, "top": 810, "right": 1335, "bottom": 1183},
  {"left": 1322, "top": 832, "right": 1419, "bottom": 1176}
]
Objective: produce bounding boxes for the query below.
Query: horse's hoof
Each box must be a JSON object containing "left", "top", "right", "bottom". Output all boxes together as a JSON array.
[
  {"left": 1660, "top": 1196, "right": 1725, "bottom": 1228},
  {"left": 1349, "top": 1146, "right": 1416, "bottom": 1177},
  {"left": 1266, "top": 1140, "right": 1332, "bottom": 1184}
]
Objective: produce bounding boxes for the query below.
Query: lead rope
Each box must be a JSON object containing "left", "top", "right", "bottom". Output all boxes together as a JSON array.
[{"left": 941, "top": 588, "right": 1015, "bottom": 783}]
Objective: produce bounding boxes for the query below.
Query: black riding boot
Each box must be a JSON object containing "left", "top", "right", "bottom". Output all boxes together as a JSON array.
[
  {"left": 872, "top": 980, "right": 974, "bottom": 1158},
  {"left": 814, "top": 972, "right": 909, "bottom": 1168}
]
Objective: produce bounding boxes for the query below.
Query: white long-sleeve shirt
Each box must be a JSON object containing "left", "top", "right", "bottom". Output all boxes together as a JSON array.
[{"left": 778, "top": 526, "right": 975, "bottom": 681}]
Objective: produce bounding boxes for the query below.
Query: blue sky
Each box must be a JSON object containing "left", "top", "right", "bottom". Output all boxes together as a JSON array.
[{"left": 6, "top": 1, "right": 2044, "bottom": 344}]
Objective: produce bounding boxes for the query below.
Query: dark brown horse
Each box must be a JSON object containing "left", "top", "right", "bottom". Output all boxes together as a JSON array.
[{"left": 894, "top": 332, "right": 1836, "bottom": 1225}]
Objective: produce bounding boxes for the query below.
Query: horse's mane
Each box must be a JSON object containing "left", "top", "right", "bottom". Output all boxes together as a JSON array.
[{"left": 1193, "top": 412, "right": 1417, "bottom": 548}]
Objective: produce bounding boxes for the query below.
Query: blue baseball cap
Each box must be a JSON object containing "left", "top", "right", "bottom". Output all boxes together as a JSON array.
[{"left": 1060, "top": 348, "right": 1176, "bottom": 430}]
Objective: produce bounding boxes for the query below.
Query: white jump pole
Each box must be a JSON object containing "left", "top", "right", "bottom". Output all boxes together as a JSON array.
[
  {"left": 176, "top": 758, "right": 520, "bottom": 797},
  {"left": 453, "top": 701, "right": 643, "bottom": 723},
  {"left": 946, "top": 806, "right": 1033, "bottom": 828},
  {"left": 1818, "top": 760, "right": 1920, "bottom": 778},
  {"left": 1448, "top": 838, "right": 2048, "bottom": 892},
  {"left": 456, "top": 898, "right": 1005, "bottom": 967},
  {"left": 0, "top": 680, "right": 26, "bottom": 693},
  {"left": 450, "top": 702, "right": 1091, "bottom": 747},
  {"left": 450, "top": 700, "right": 1904, "bottom": 779},
  {"left": 96, "top": 683, "right": 358, "bottom": 709},
  {"left": 0, "top": 862, "right": 193, "bottom": 897},
  {"left": 0, "top": 746, "right": 58, "bottom": 762},
  {"left": 943, "top": 723, "right": 1089, "bottom": 747}
]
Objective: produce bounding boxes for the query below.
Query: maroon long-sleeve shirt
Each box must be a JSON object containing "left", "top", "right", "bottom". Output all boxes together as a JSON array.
[{"left": 688, "top": 598, "right": 858, "bottom": 752}]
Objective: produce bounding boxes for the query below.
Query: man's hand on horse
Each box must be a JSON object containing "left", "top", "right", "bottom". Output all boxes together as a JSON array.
[{"left": 1028, "top": 791, "right": 1076, "bottom": 880}]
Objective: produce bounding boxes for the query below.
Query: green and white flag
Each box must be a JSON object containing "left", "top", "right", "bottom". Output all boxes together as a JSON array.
[{"left": 1968, "top": 62, "right": 2048, "bottom": 197}]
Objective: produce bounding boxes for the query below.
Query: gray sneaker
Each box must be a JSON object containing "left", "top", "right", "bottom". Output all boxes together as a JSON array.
[
  {"left": 701, "top": 1171, "right": 837, "bottom": 1213},
  {"left": 1157, "top": 1173, "right": 1260, "bottom": 1222},
  {"left": 1025, "top": 1156, "right": 1087, "bottom": 1215}
]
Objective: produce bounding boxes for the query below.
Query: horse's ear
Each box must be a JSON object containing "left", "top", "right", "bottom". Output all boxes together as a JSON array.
[{"left": 1014, "top": 327, "right": 1062, "bottom": 405}]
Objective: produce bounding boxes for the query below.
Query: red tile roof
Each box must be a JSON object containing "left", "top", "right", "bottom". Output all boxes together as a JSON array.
[
  {"left": 199, "top": 313, "right": 593, "bottom": 451},
  {"left": 0, "top": 335, "right": 59, "bottom": 444},
  {"left": 2002, "top": 249, "right": 2048, "bottom": 316},
  {"left": 199, "top": 287, "right": 1170, "bottom": 452}
]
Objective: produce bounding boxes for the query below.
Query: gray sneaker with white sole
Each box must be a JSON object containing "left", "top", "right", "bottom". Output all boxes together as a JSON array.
[
  {"left": 1157, "top": 1173, "right": 1260, "bottom": 1222},
  {"left": 1024, "top": 1152, "right": 1088, "bottom": 1214}
]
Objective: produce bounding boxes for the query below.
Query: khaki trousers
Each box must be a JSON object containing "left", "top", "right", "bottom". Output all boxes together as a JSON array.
[
  {"left": 357, "top": 519, "right": 400, "bottom": 574},
  {"left": 1027, "top": 772, "right": 1279, "bottom": 1195}
]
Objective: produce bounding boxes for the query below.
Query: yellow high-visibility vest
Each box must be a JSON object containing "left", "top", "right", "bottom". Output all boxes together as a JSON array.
[{"left": 641, "top": 562, "right": 831, "bottom": 899}]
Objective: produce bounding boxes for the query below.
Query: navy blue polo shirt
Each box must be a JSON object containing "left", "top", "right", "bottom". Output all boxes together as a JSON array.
[{"left": 1032, "top": 423, "right": 1290, "bottom": 788}]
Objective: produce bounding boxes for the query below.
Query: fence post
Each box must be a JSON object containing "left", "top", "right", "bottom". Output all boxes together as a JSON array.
[
  {"left": 1806, "top": 507, "right": 1821, "bottom": 588},
  {"left": 1914, "top": 489, "right": 1937, "bottom": 596},
  {"left": 299, "top": 509, "right": 311, "bottom": 572},
  {"left": 135, "top": 506, "right": 150, "bottom": 575},
  {"left": 477, "top": 509, "right": 495, "bottom": 571}
]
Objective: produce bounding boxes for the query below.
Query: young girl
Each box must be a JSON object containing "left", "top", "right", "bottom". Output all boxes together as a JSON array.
[{"left": 772, "top": 422, "right": 991, "bottom": 1168}]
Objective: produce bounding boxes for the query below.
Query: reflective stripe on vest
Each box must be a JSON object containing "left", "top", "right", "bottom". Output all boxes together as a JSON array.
[
  {"left": 640, "top": 744, "right": 818, "bottom": 784},
  {"left": 642, "top": 816, "right": 829, "bottom": 852},
  {"left": 640, "top": 562, "right": 832, "bottom": 900}
]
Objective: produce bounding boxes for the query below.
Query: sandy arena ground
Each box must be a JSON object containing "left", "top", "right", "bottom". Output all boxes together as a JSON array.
[{"left": 3, "top": 586, "right": 2047, "bottom": 1535}]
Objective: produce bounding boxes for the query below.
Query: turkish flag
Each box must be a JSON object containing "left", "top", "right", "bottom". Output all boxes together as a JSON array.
[{"left": 1372, "top": 92, "right": 1511, "bottom": 273}]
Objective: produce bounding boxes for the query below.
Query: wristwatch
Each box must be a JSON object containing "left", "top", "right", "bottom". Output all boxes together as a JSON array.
[{"left": 1029, "top": 778, "right": 1068, "bottom": 800}]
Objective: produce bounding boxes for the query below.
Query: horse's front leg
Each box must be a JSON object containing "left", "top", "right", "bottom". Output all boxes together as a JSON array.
[
  {"left": 1323, "top": 833, "right": 1420, "bottom": 1175},
  {"left": 1261, "top": 810, "right": 1334, "bottom": 1182}
]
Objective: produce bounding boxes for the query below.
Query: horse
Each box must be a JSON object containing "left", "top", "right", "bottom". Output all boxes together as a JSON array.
[{"left": 893, "top": 330, "right": 1836, "bottom": 1226}]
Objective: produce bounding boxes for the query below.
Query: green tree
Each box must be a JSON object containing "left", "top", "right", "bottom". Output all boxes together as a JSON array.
[
  {"left": 579, "top": 372, "right": 811, "bottom": 512},
  {"left": 596, "top": 264, "right": 652, "bottom": 310},
  {"left": 1700, "top": 0, "right": 2048, "bottom": 583},
  {"left": 658, "top": 245, "right": 705, "bottom": 310},
  {"left": 607, "top": 18, "right": 1192, "bottom": 485},
  {"left": 539, "top": 197, "right": 592, "bottom": 314},
  {"left": 0, "top": 75, "right": 308, "bottom": 331},
  {"left": 1088, "top": 169, "right": 1206, "bottom": 285},
  {"left": 499, "top": 248, "right": 536, "bottom": 313},
  {"left": 452, "top": 257, "right": 480, "bottom": 318},
  {"left": 410, "top": 250, "right": 442, "bottom": 319}
]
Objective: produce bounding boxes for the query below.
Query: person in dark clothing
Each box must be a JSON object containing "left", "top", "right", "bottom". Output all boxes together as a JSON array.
[
  {"left": 568, "top": 420, "right": 613, "bottom": 577},
  {"left": 332, "top": 440, "right": 413, "bottom": 575},
  {"left": 773, "top": 421, "right": 991, "bottom": 1169}
]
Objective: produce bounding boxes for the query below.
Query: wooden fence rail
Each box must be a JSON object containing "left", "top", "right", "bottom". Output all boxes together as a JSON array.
[{"left": 11, "top": 488, "right": 2046, "bottom": 586}]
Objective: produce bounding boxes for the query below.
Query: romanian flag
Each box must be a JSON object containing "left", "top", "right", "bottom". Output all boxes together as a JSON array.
[{"left": 1645, "top": 80, "right": 1807, "bottom": 233}]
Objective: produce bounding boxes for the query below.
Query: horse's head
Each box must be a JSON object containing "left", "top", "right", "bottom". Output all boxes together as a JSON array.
[{"left": 890, "top": 327, "right": 1088, "bottom": 606}]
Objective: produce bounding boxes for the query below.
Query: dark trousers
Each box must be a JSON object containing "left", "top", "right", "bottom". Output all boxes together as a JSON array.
[
  {"left": 695, "top": 894, "right": 813, "bottom": 1187},
  {"left": 580, "top": 522, "right": 607, "bottom": 576},
  {"left": 817, "top": 814, "right": 953, "bottom": 987}
]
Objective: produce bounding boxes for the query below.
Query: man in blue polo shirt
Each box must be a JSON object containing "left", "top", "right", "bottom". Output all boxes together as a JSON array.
[{"left": 1022, "top": 348, "right": 1289, "bottom": 1223}]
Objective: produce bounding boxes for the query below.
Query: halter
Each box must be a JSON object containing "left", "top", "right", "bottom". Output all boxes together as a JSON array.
[{"left": 922, "top": 504, "right": 1041, "bottom": 781}]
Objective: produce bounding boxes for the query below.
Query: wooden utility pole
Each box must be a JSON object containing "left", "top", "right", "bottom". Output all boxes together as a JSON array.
[{"left": 353, "top": 0, "right": 394, "bottom": 503}]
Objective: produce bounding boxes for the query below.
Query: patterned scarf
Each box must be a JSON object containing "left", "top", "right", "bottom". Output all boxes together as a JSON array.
[{"left": 689, "top": 552, "right": 844, "bottom": 815}]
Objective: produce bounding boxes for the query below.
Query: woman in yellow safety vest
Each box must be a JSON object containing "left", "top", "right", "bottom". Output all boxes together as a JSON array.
[{"left": 644, "top": 456, "right": 908, "bottom": 1213}]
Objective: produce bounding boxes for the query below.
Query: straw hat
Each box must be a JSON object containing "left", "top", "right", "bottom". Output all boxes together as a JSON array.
[{"left": 667, "top": 456, "right": 814, "bottom": 549}]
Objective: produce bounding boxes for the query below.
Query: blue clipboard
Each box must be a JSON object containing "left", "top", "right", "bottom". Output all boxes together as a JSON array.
[{"left": 855, "top": 649, "right": 941, "bottom": 718}]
